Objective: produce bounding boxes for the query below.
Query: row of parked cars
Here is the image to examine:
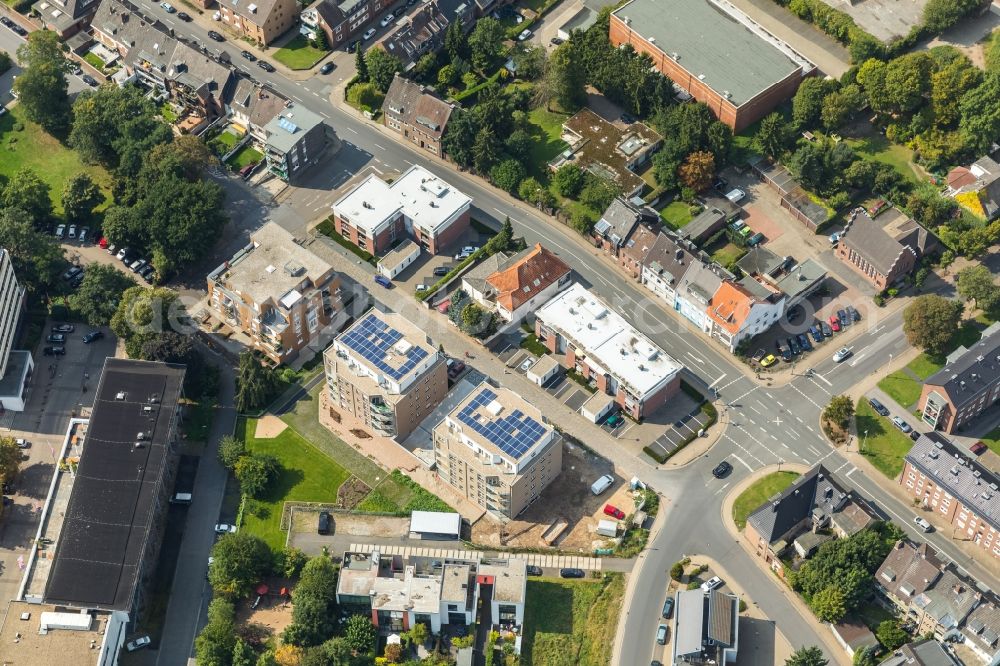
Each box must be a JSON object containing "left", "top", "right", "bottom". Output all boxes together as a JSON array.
[
  {"left": 44, "top": 323, "right": 103, "bottom": 356},
  {"left": 760, "top": 305, "right": 862, "bottom": 366},
  {"left": 105, "top": 242, "right": 156, "bottom": 281}
]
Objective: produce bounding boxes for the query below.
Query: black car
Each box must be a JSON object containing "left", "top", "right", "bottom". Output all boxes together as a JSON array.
[
  {"left": 433, "top": 266, "right": 450, "bottom": 277},
  {"left": 559, "top": 568, "right": 585, "bottom": 578},
  {"left": 820, "top": 321, "right": 833, "bottom": 337},
  {"left": 46, "top": 334, "right": 65, "bottom": 344},
  {"left": 550, "top": 36, "right": 564, "bottom": 45},
  {"left": 13, "top": 24, "right": 27, "bottom": 36},
  {"left": 788, "top": 337, "right": 800, "bottom": 355},
  {"left": 82, "top": 74, "right": 98, "bottom": 86},
  {"left": 712, "top": 461, "right": 732, "bottom": 478},
  {"left": 43, "top": 346, "right": 66, "bottom": 356},
  {"left": 868, "top": 397, "right": 890, "bottom": 417},
  {"left": 526, "top": 565, "right": 543, "bottom": 576},
  {"left": 241, "top": 49, "right": 257, "bottom": 61},
  {"left": 317, "top": 511, "right": 331, "bottom": 534},
  {"left": 69, "top": 274, "right": 84, "bottom": 288},
  {"left": 62, "top": 266, "right": 83, "bottom": 281},
  {"left": 319, "top": 61, "right": 335, "bottom": 74},
  {"left": 349, "top": 39, "right": 362, "bottom": 52},
  {"left": 0, "top": 16, "right": 12, "bottom": 27},
  {"left": 177, "top": 11, "right": 191, "bottom": 20},
  {"left": 208, "top": 30, "right": 225, "bottom": 41},
  {"left": 83, "top": 330, "right": 104, "bottom": 344},
  {"left": 797, "top": 333, "right": 812, "bottom": 352},
  {"left": 257, "top": 60, "right": 275, "bottom": 72},
  {"left": 909, "top": 430, "right": 921, "bottom": 441},
  {"left": 847, "top": 305, "right": 861, "bottom": 322},
  {"left": 661, "top": 597, "right": 674, "bottom": 619},
  {"left": 52, "top": 324, "right": 75, "bottom": 333},
  {"left": 837, "top": 308, "right": 849, "bottom": 327}
]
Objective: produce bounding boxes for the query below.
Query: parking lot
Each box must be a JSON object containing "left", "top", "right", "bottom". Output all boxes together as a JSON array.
[{"left": 642, "top": 393, "right": 705, "bottom": 462}]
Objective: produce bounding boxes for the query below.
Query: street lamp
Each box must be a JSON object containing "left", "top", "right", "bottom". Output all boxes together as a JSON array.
[{"left": 861, "top": 429, "right": 869, "bottom": 454}]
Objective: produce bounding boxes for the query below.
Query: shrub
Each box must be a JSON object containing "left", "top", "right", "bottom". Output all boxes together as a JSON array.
[{"left": 346, "top": 82, "right": 384, "bottom": 112}]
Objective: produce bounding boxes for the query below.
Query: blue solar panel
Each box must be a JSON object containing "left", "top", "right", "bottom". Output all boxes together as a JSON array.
[
  {"left": 340, "top": 313, "right": 429, "bottom": 381},
  {"left": 456, "top": 388, "right": 547, "bottom": 460}
]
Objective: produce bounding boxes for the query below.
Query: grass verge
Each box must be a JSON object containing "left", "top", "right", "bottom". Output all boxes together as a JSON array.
[
  {"left": 273, "top": 35, "right": 328, "bottom": 70},
  {"left": 877, "top": 370, "right": 922, "bottom": 409},
  {"left": 522, "top": 574, "right": 625, "bottom": 666},
  {"left": 907, "top": 354, "right": 943, "bottom": 380},
  {"left": 855, "top": 400, "right": 914, "bottom": 479},
  {"left": 315, "top": 218, "right": 376, "bottom": 264},
  {"left": 980, "top": 427, "right": 1000, "bottom": 457},
  {"left": 732, "top": 471, "right": 800, "bottom": 529}
]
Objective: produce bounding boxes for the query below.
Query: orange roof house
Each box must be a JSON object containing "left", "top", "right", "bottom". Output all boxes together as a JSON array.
[
  {"left": 705, "top": 280, "right": 785, "bottom": 352},
  {"left": 464, "top": 244, "right": 572, "bottom": 323}
]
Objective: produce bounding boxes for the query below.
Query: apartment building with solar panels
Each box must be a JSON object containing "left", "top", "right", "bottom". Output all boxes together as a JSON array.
[
  {"left": 324, "top": 308, "right": 448, "bottom": 440},
  {"left": 433, "top": 384, "right": 562, "bottom": 519}
]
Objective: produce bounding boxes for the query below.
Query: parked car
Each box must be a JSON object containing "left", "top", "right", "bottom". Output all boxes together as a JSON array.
[
  {"left": 661, "top": 597, "right": 674, "bottom": 619},
  {"left": 160, "top": 2, "right": 175, "bottom": 12},
  {"left": 46, "top": 334, "right": 65, "bottom": 344},
  {"left": 892, "top": 416, "right": 912, "bottom": 433},
  {"left": 52, "top": 324, "right": 74, "bottom": 333},
  {"left": 374, "top": 274, "right": 392, "bottom": 288},
  {"left": 700, "top": 576, "right": 724, "bottom": 592},
  {"left": 126, "top": 636, "right": 151, "bottom": 652},
  {"left": 43, "top": 346, "right": 66, "bottom": 356},
  {"left": 433, "top": 266, "right": 450, "bottom": 277},
  {"left": 747, "top": 232, "right": 765, "bottom": 247},
  {"left": 446, "top": 359, "right": 465, "bottom": 378},
  {"left": 809, "top": 325, "right": 824, "bottom": 344},
  {"left": 603, "top": 504, "right": 625, "bottom": 520},
  {"left": 590, "top": 474, "right": 614, "bottom": 495},
  {"left": 712, "top": 461, "right": 731, "bottom": 478},
  {"left": 517, "top": 28, "right": 532, "bottom": 41},
  {"left": 526, "top": 565, "right": 543, "bottom": 576},
  {"left": 868, "top": 397, "right": 890, "bottom": 417},
  {"left": 559, "top": 568, "right": 585, "bottom": 578},
  {"left": 725, "top": 188, "right": 746, "bottom": 203},
  {"left": 847, "top": 305, "right": 861, "bottom": 322},
  {"left": 656, "top": 624, "right": 668, "bottom": 645},
  {"left": 909, "top": 430, "right": 921, "bottom": 441},
  {"left": 605, "top": 412, "right": 624, "bottom": 428},
  {"left": 116, "top": 247, "right": 130, "bottom": 260},
  {"left": 214, "top": 523, "right": 237, "bottom": 534},
  {"left": 837, "top": 309, "right": 849, "bottom": 327},
  {"left": 788, "top": 337, "right": 800, "bottom": 355},
  {"left": 55, "top": 224, "right": 66, "bottom": 239},
  {"left": 820, "top": 321, "right": 833, "bottom": 337},
  {"left": 257, "top": 60, "right": 275, "bottom": 72},
  {"left": 81, "top": 74, "right": 98, "bottom": 87},
  {"left": 550, "top": 36, "right": 564, "bottom": 45},
  {"left": 317, "top": 511, "right": 331, "bottom": 534},
  {"left": 760, "top": 354, "right": 777, "bottom": 368},
  {"left": 971, "top": 442, "right": 988, "bottom": 456},
  {"left": 0, "top": 16, "right": 12, "bottom": 27},
  {"left": 139, "top": 265, "right": 156, "bottom": 280},
  {"left": 380, "top": 12, "right": 395, "bottom": 26},
  {"left": 797, "top": 333, "right": 812, "bottom": 352},
  {"left": 462, "top": 245, "right": 479, "bottom": 254},
  {"left": 775, "top": 338, "right": 792, "bottom": 362},
  {"left": 14, "top": 438, "right": 29, "bottom": 449},
  {"left": 828, "top": 231, "right": 842, "bottom": 245},
  {"left": 208, "top": 30, "right": 224, "bottom": 41},
  {"left": 832, "top": 347, "right": 851, "bottom": 363},
  {"left": 67, "top": 225, "right": 77, "bottom": 239},
  {"left": 130, "top": 258, "right": 147, "bottom": 273},
  {"left": 177, "top": 11, "right": 192, "bottom": 20},
  {"left": 61, "top": 266, "right": 82, "bottom": 281},
  {"left": 83, "top": 330, "right": 104, "bottom": 344},
  {"left": 319, "top": 61, "right": 335, "bottom": 74},
  {"left": 240, "top": 49, "right": 257, "bottom": 61},
  {"left": 78, "top": 227, "right": 89, "bottom": 243},
  {"left": 363, "top": 27, "right": 377, "bottom": 40},
  {"left": 828, "top": 315, "right": 841, "bottom": 332},
  {"left": 913, "top": 516, "right": 932, "bottom": 532}
]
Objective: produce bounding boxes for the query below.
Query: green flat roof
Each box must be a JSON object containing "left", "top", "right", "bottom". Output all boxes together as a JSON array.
[{"left": 613, "top": 0, "right": 811, "bottom": 106}]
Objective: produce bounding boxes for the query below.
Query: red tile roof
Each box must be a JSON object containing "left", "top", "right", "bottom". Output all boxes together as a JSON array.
[
  {"left": 705, "top": 281, "right": 755, "bottom": 334},
  {"left": 487, "top": 244, "right": 570, "bottom": 313}
]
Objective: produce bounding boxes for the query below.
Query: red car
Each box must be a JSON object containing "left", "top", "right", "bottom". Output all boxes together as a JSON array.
[
  {"left": 971, "top": 442, "right": 988, "bottom": 456},
  {"left": 828, "top": 315, "right": 841, "bottom": 332},
  {"left": 98, "top": 236, "right": 108, "bottom": 249},
  {"left": 603, "top": 504, "right": 625, "bottom": 520}
]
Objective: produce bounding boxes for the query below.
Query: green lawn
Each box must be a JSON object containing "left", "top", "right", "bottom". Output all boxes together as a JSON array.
[
  {"left": 522, "top": 574, "right": 625, "bottom": 666},
  {"left": 526, "top": 106, "right": 570, "bottom": 179},
  {"left": 907, "top": 354, "right": 943, "bottom": 380},
  {"left": 273, "top": 35, "right": 329, "bottom": 70},
  {"left": 83, "top": 51, "right": 106, "bottom": 71},
  {"left": 207, "top": 128, "right": 240, "bottom": 157},
  {"left": 226, "top": 144, "right": 263, "bottom": 170},
  {"left": 160, "top": 102, "right": 178, "bottom": 123},
  {"left": 732, "top": 471, "right": 800, "bottom": 530},
  {"left": 903, "top": 321, "right": 985, "bottom": 382},
  {"left": 856, "top": 400, "right": 914, "bottom": 479},
  {"left": 660, "top": 201, "right": 694, "bottom": 230},
  {"left": 845, "top": 134, "right": 921, "bottom": 184},
  {"left": 877, "top": 370, "right": 923, "bottom": 409},
  {"left": 0, "top": 105, "right": 112, "bottom": 214},
  {"left": 854, "top": 602, "right": 895, "bottom": 632},
  {"left": 240, "top": 417, "right": 351, "bottom": 549},
  {"left": 710, "top": 242, "right": 747, "bottom": 270},
  {"left": 980, "top": 427, "right": 1000, "bottom": 456}
]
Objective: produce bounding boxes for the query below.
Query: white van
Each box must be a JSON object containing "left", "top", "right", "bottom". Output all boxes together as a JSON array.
[
  {"left": 590, "top": 474, "right": 614, "bottom": 496},
  {"left": 170, "top": 492, "right": 193, "bottom": 504}
]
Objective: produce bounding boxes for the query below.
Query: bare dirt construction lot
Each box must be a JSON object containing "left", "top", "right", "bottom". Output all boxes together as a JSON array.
[
  {"left": 236, "top": 595, "right": 294, "bottom": 641},
  {"left": 470, "top": 442, "right": 635, "bottom": 551},
  {"left": 289, "top": 510, "right": 409, "bottom": 538}
]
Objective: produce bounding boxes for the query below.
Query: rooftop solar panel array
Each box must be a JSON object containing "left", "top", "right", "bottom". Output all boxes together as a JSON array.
[
  {"left": 341, "top": 313, "right": 429, "bottom": 381},
  {"left": 456, "top": 388, "right": 548, "bottom": 460}
]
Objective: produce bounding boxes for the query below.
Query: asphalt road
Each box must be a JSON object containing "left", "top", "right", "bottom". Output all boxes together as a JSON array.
[
  {"left": 0, "top": 15, "right": 93, "bottom": 104},
  {"left": 127, "top": 2, "right": 997, "bottom": 663}
]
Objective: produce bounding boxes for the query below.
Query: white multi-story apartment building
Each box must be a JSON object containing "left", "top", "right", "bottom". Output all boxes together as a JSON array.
[{"left": 0, "top": 249, "right": 31, "bottom": 411}]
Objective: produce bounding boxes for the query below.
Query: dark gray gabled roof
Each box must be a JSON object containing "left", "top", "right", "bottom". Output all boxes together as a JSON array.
[
  {"left": 706, "top": 590, "right": 736, "bottom": 646},
  {"left": 642, "top": 232, "right": 697, "bottom": 286},
  {"left": 745, "top": 465, "right": 855, "bottom": 545},
  {"left": 736, "top": 246, "right": 785, "bottom": 277},
  {"left": 595, "top": 198, "right": 642, "bottom": 246},
  {"left": 682, "top": 207, "right": 728, "bottom": 244},
  {"left": 924, "top": 322, "right": 1000, "bottom": 408},
  {"left": 841, "top": 208, "right": 915, "bottom": 275}
]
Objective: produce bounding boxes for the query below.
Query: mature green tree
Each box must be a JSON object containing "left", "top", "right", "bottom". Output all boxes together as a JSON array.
[
  {"left": 364, "top": 49, "right": 401, "bottom": 93},
  {"left": 67, "top": 263, "right": 135, "bottom": 326},
  {"left": 208, "top": 533, "right": 272, "bottom": 598},
  {"left": 821, "top": 84, "right": 864, "bottom": 130},
  {"left": 472, "top": 126, "right": 500, "bottom": 173},
  {"left": 467, "top": 17, "right": 504, "bottom": 72},
  {"left": 956, "top": 265, "right": 1000, "bottom": 312},
  {"left": 903, "top": 295, "right": 963, "bottom": 356},
  {"left": 110, "top": 286, "right": 182, "bottom": 358},
  {"left": 788, "top": 143, "right": 827, "bottom": 191},
  {"left": 218, "top": 435, "right": 247, "bottom": 471},
  {"left": 283, "top": 556, "right": 339, "bottom": 647},
  {"left": 14, "top": 30, "right": 71, "bottom": 136},
  {"left": 3, "top": 168, "right": 52, "bottom": 226},
  {"left": 853, "top": 645, "right": 878, "bottom": 666},
  {"left": 960, "top": 72, "right": 1000, "bottom": 153},
  {"left": 140, "top": 331, "right": 206, "bottom": 395},
  {"left": 811, "top": 585, "right": 846, "bottom": 623},
  {"left": 753, "top": 112, "right": 792, "bottom": 159},
  {"left": 235, "top": 351, "right": 280, "bottom": 413},
  {"left": 355, "top": 46, "right": 369, "bottom": 83},
  {"left": 858, "top": 53, "right": 933, "bottom": 117},
  {"left": 678, "top": 150, "right": 715, "bottom": 192},
  {"left": 652, "top": 152, "right": 680, "bottom": 190},
  {"left": 823, "top": 395, "right": 854, "bottom": 429},
  {"left": 922, "top": 0, "right": 980, "bottom": 33},
  {"left": 876, "top": 619, "right": 909, "bottom": 651},
  {"left": 61, "top": 173, "right": 104, "bottom": 226},
  {"left": 578, "top": 175, "right": 621, "bottom": 213},
  {"left": 233, "top": 639, "right": 256, "bottom": 666},
  {"left": 441, "top": 108, "right": 478, "bottom": 167},
  {"left": 536, "top": 42, "right": 585, "bottom": 111},
  {"left": 344, "top": 614, "right": 376, "bottom": 654},
  {"left": 792, "top": 77, "right": 838, "bottom": 129},
  {"left": 551, "top": 163, "right": 585, "bottom": 198},
  {"left": 275, "top": 547, "right": 308, "bottom": 578},
  {"left": 69, "top": 79, "right": 168, "bottom": 168},
  {"left": 235, "top": 453, "right": 280, "bottom": 499},
  {"left": 0, "top": 210, "right": 63, "bottom": 294},
  {"left": 518, "top": 176, "right": 543, "bottom": 202},
  {"left": 504, "top": 128, "right": 533, "bottom": 160},
  {"left": 414, "top": 52, "right": 437, "bottom": 79},
  {"left": 512, "top": 45, "right": 545, "bottom": 81},
  {"left": 444, "top": 19, "right": 467, "bottom": 61},
  {"left": 0, "top": 438, "right": 22, "bottom": 485},
  {"left": 0, "top": 51, "right": 10, "bottom": 75},
  {"left": 195, "top": 598, "right": 237, "bottom": 666},
  {"left": 786, "top": 646, "right": 828, "bottom": 666},
  {"left": 930, "top": 56, "right": 982, "bottom": 128},
  {"left": 489, "top": 159, "right": 526, "bottom": 194}
]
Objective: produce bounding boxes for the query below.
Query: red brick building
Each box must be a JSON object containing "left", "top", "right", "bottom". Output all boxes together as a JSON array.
[
  {"left": 918, "top": 323, "right": 1000, "bottom": 433},
  {"left": 609, "top": 0, "right": 813, "bottom": 132},
  {"left": 835, "top": 208, "right": 918, "bottom": 291}
]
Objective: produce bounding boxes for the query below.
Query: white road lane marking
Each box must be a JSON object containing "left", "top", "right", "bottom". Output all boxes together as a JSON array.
[
  {"left": 731, "top": 453, "right": 753, "bottom": 471},
  {"left": 373, "top": 143, "right": 386, "bottom": 151}
]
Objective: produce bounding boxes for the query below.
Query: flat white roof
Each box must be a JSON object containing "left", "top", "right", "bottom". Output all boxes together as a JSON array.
[
  {"left": 409, "top": 510, "right": 461, "bottom": 536},
  {"left": 333, "top": 165, "right": 471, "bottom": 237},
  {"left": 536, "top": 283, "right": 683, "bottom": 399}
]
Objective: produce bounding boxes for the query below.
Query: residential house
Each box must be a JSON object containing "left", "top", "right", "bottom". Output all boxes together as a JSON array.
[
  {"left": 433, "top": 383, "right": 562, "bottom": 519},
  {"left": 831, "top": 621, "right": 879, "bottom": 660},
  {"left": 332, "top": 165, "right": 472, "bottom": 255},
  {"left": 911, "top": 569, "right": 980, "bottom": 639},
  {"left": 961, "top": 600, "right": 1000, "bottom": 664},
  {"left": 617, "top": 222, "right": 660, "bottom": 279},
  {"left": 901, "top": 435, "right": 1000, "bottom": 560},
  {"left": 875, "top": 540, "right": 944, "bottom": 612},
  {"left": 609, "top": 0, "right": 813, "bottom": 132},
  {"left": 772, "top": 259, "right": 827, "bottom": 310},
  {"left": 535, "top": 282, "right": 684, "bottom": 419},
  {"left": 835, "top": 208, "right": 919, "bottom": 291},
  {"left": 639, "top": 231, "right": 699, "bottom": 307},
  {"left": 34, "top": 0, "right": 99, "bottom": 37},
  {"left": 671, "top": 589, "right": 739, "bottom": 665},
  {"left": 380, "top": 0, "right": 473, "bottom": 68},
  {"left": 705, "top": 279, "right": 785, "bottom": 353},
  {"left": 744, "top": 465, "right": 877, "bottom": 578},
  {"left": 382, "top": 74, "right": 453, "bottom": 156},
  {"left": 674, "top": 260, "right": 727, "bottom": 334},
  {"left": 261, "top": 103, "right": 332, "bottom": 183},
  {"left": 300, "top": 0, "right": 389, "bottom": 49},
  {"left": 323, "top": 308, "right": 448, "bottom": 440},
  {"left": 462, "top": 244, "right": 571, "bottom": 324},
  {"left": 736, "top": 246, "right": 787, "bottom": 279},
  {"left": 549, "top": 109, "right": 662, "bottom": 197},
  {"left": 918, "top": 322, "right": 1000, "bottom": 433},
  {"left": 217, "top": 0, "right": 299, "bottom": 46},
  {"left": 946, "top": 155, "right": 1000, "bottom": 221},
  {"left": 593, "top": 197, "right": 658, "bottom": 257},
  {"left": 880, "top": 640, "right": 961, "bottom": 666},
  {"left": 207, "top": 222, "right": 343, "bottom": 365},
  {"left": 227, "top": 79, "right": 288, "bottom": 144},
  {"left": 0, "top": 248, "right": 31, "bottom": 412}
]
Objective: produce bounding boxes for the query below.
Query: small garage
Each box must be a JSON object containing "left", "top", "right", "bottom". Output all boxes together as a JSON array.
[
  {"left": 526, "top": 355, "right": 560, "bottom": 387},
  {"left": 377, "top": 239, "right": 421, "bottom": 279},
  {"left": 409, "top": 511, "right": 462, "bottom": 540},
  {"left": 581, "top": 392, "right": 615, "bottom": 423}
]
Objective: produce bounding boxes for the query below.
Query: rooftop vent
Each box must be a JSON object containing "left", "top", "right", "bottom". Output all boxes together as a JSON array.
[{"left": 115, "top": 391, "right": 127, "bottom": 401}]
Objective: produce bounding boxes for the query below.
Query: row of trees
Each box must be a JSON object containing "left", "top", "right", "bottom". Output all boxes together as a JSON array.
[{"left": 218, "top": 433, "right": 281, "bottom": 499}]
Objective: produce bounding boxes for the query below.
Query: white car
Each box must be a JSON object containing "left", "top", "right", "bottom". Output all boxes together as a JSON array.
[
  {"left": 892, "top": 416, "right": 912, "bottom": 433},
  {"left": 913, "top": 516, "right": 932, "bottom": 532},
  {"left": 55, "top": 224, "right": 66, "bottom": 239},
  {"left": 68, "top": 225, "right": 77, "bottom": 239},
  {"left": 832, "top": 347, "right": 851, "bottom": 363},
  {"left": 725, "top": 188, "right": 746, "bottom": 203},
  {"left": 517, "top": 28, "right": 532, "bottom": 41},
  {"left": 14, "top": 438, "right": 29, "bottom": 449},
  {"left": 126, "top": 636, "right": 151, "bottom": 652},
  {"left": 380, "top": 12, "right": 394, "bottom": 26},
  {"left": 700, "top": 576, "right": 724, "bottom": 592},
  {"left": 363, "top": 27, "right": 377, "bottom": 40},
  {"left": 461, "top": 245, "right": 479, "bottom": 254},
  {"left": 160, "top": 1, "right": 176, "bottom": 11},
  {"left": 214, "top": 523, "right": 237, "bottom": 534}
]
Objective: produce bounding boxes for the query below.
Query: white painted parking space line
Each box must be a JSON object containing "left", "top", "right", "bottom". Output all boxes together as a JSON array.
[
  {"left": 806, "top": 425, "right": 815, "bottom": 433},
  {"left": 713, "top": 482, "right": 731, "bottom": 495},
  {"left": 748, "top": 405, "right": 762, "bottom": 415}
]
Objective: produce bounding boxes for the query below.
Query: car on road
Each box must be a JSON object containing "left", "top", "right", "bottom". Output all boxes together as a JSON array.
[
  {"left": 83, "top": 330, "right": 104, "bottom": 343},
  {"left": 433, "top": 266, "right": 450, "bottom": 277},
  {"left": 656, "top": 624, "right": 668, "bottom": 645},
  {"left": 126, "top": 636, "right": 151, "bottom": 652},
  {"left": 868, "top": 397, "right": 890, "bottom": 417},
  {"left": 380, "top": 12, "right": 395, "bottom": 26},
  {"left": 559, "top": 567, "right": 585, "bottom": 578},
  {"left": 160, "top": 2, "right": 175, "bottom": 11},
  {"left": 81, "top": 74, "right": 98, "bottom": 86},
  {"left": 363, "top": 27, "right": 377, "bottom": 40},
  {"left": 833, "top": 347, "right": 851, "bottom": 363},
  {"left": 661, "top": 597, "right": 674, "bottom": 619},
  {"left": 603, "top": 504, "right": 625, "bottom": 520},
  {"left": 43, "top": 346, "right": 66, "bottom": 356},
  {"left": 317, "top": 511, "right": 331, "bottom": 534},
  {"left": 700, "top": 576, "right": 724, "bottom": 592},
  {"left": 14, "top": 438, "right": 29, "bottom": 449},
  {"left": 208, "top": 30, "right": 224, "bottom": 41},
  {"left": 12, "top": 23, "right": 26, "bottom": 36},
  {"left": 971, "top": 441, "right": 988, "bottom": 456},
  {"left": 241, "top": 49, "right": 257, "bottom": 61},
  {"left": 828, "top": 315, "right": 841, "bottom": 332},
  {"left": 319, "top": 61, "right": 335, "bottom": 74},
  {"left": 526, "top": 565, "right": 543, "bottom": 576},
  {"left": 760, "top": 354, "right": 777, "bottom": 368},
  {"left": 914, "top": 516, "right": 932, "bottom": 532},
  {"left": 517, "top": 28, "right": 532, "bottom": 41},
  {"left": 258, "top": 60, "right": 275, "bottom": 72},
  {"left": 820, "top": 321, "right": 833, "bottom": 337},
  {"left": 46, "top": 334, "right": 66, "bottom": 344},
  {"left": 177, "top": 11, "right": 191, "bottom": 20},
  {"left": 52, "top": 324, "right": 75, "bottom": 333},
  {"left": 374, "top": 274, "right": 392, "bottom": 288},
  {"left": 847, "top": 305, "right": 861, "bottom": 322},
  {"left": 892, "top": 416, "right": 912, "bottom": 433},
  {"left": 214, "top": 523, "right": 237, "bottom": 534},
  {"left": 712, "top": 461, "right": 732, "bottom": 478},
  {"left": 0, "top": 16, "right": 12, "bottom": 27}
]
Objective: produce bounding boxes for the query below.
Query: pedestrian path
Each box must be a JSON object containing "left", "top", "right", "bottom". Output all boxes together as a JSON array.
[{"left": 347, "top": 542, "right": 604, "bottom": 571}]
